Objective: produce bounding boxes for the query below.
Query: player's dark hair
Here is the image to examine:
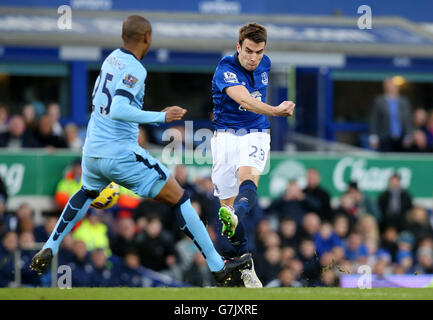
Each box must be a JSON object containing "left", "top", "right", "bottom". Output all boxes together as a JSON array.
[
  {"left": 238, "top": 23, "right": 267, "bottom": 46},
  {"left": 122, "top": 15, "right": 152, "bottom": 44}
]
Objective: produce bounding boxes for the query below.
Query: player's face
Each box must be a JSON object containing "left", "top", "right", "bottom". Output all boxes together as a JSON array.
[{"left": 236, "top": 39, "right": 266, "bottom": 71}]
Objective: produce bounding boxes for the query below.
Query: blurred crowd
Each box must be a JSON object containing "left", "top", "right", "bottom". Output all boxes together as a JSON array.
[
  {"left": 0, "top": 102, "right": 83, "bottom": 151},
  {"left": 2, "top": 79, "right": 433, "bottom": 154},
  {"left": 1, "top": 162, "right": 433, "bottom": 288},
  {"left": 368, "top": 77, "right": 433, "bottom": 153}
]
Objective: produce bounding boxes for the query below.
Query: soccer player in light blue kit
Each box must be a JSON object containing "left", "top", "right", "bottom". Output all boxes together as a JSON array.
[
  {"left": 211, "top": 23, "right": 295, "bottom": 287},
  {"left": 30, "top": 15, "right": 251, "bottom": 285}
]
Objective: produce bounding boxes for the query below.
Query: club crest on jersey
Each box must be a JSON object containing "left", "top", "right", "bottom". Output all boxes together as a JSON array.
[
  {"left": 261, "top": 72, "right": 268, "bottom": 85},
  {"left": 223, "top": 71, "right": 239, "bottom": 84},
  {"left": 123, "top": 74, "right": 138, "bottom": 88}
]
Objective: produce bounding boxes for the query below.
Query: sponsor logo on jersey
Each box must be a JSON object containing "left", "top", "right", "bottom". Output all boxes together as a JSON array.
[
  {"left": 122, "top": 74, "right": 138, "bottom": 88},
  {"left": 223, "top": 71, "right": 239, "bottom": 84},
  {"left": 261, "top": 72, "right": 268, "bottom": 85}
]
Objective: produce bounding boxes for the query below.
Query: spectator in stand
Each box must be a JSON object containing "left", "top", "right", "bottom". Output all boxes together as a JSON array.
[
  {"left": 255, "top": 245, "right": 282, "bottom": 286},
  {"left": 297, "top": 238, "right": 321, "bottom": 286},
  {"left": 262, "top": 231, "right": 281, "bottom": 250},
  {"left": 266, "top": 180, "right": 320, "bottom": 226},
  {"left": 34, "top": 114, "right": 67, "bottom": 149},
  {"left": 334, "top": 193, "right": 359, "bottom": 230},
  {"left": 254, "top": 218, "right": 273, "bottom": 254},
  {"left": 46, "top": 102, "right": 64, "bottom": 137},
  {"left": 135, "top": 215, "right": 177, "bottom": 271},
  {"left": 0, "top": 175, "right": 7, "bottom": 205},
  {"left": 298, "top": 212, "right": 321, "bottom": 240},
  {"left": 54, "top": 158, "right": 82, "bottom": 210},
  {"left": 117, "top": 249, "right": 144, "bottom": 287},
  {"left": 314, "top": 222, "right": 344, "bottom": 258},
  {"left": 280, "top": 246, "right": 296, "bottom": 267},
  {"left": 34, "top": 215, "right": 57, "bottom": 243},
  {"left": 355, "top": 214, "right": 381, "bottom": 248},
  {"left": 372, "top": 252, "right": 393, "bottom": 276},
  {"left": 319, "top": 269, "right": 339, "bottom": 287},
  {"left": 58, "top": 233, "right": 76, "bottom": 266},
  {"left": 69, "top": 240, "right": 93, "bottom": 287},
  {"left": 425, "top": 110, "right": 433, "bottom": 145},
  {"left": 380, "top": 225, "right": 399, "bottom": 262},
  {"left": 0, "top": 193, "right": 16, "bottom": 236},
  {"left": 409, "top": 129, "right": 432, "bottom": 152},
  {"left": 413, "top": 107, "right": 428, "bottom": 131},
  {"left": 133, "top": 199, "right": 171, "bottom": 234},
  {"left": 64, "top": 123, "right": 83, "bottom": 151},
  {"left": 394, "top": 231, "right": 415, "bottom": 274},
  {"left": 414, "top": 247, "right": 433, "bottom": 274},
  {"left": 346, "top": 182, "right": 381, "bottom": 222},
  {"left": 368, "top": 77, "right": 413, "bottom": 152},
  {"left": 287, "top": 258, "right": 305, "bottom": 285},
  {"left": 110, "top": 217, "right": 138, "bottom": 259},
  {"left": 378, "top": 173, "right": 413, "bottom": 231},
  {"left": 0, "top": 104, "right": 9, "bottom": 133},
  {"left": 174, "top": 164, "right": 198, "bottom": 199},
  {"left": 6, "top": 203, "right": 34, "bottom": 234},
  {"left": 303, "top": 169, "right": 332, "bottom": 222},
  {"left": 73, "top": 208, "right": 111, "bottom": 256},
  {"left": 21, "top": 104, "right": 38, "bottom": 135},
  {"left": 183, "top": 251, "right": 217, "bottom": 287},
  {"left": 266, "top": 266, "right": 303, "bottom": 287},
  {"left": 19, "top": 231, "right": 40, "bottom": 287},
  {"left": 344, "top": 231, "right": 369, "bottom": 264},
  {"left": 0, "top": 115, "right": 39, "bottom": 148},
  {"left": 175, "top": 235, "right": 199, "bottom": 277},
  {"left": 0, "top": 231, "right": 18, "bottom": 287},
  {"left": 405, "top": 206, "right": 433, "bottom": 247},
  {"left": 332, "top": 214, "right": 350, "bottom": 240},
  {"left": 411, "top": 107, "right": 433, "bottom": 151},
  {"left": 88, "top": 248, "right": 118, "bottom": 287},
  {"left": 278, "top": 217, "right": 300, "bottom": 249}
]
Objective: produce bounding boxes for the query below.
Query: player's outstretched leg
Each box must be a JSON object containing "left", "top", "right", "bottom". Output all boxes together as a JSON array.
[
  {"left": 219, "top": 179, "right": 263, "bottom": 288},
  {"left": 155, "top": 176, "right": 252, "bottom": 286},
  {"left": 30, "top": 187, "right": 97, "bottom": 275}
]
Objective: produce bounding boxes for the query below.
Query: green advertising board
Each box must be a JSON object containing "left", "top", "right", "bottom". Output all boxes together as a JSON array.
[{"left": 1, "top": 150, "right": 433, "bottom": 201}]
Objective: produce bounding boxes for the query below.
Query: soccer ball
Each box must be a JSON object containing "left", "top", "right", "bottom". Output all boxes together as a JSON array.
[{"left": 91, "top": 182, "right": 120, "bottom": 210}]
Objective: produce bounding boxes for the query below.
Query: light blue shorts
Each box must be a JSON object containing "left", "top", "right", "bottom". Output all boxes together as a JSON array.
[{"left": 81, "top": 149, "right": 170, "bottom": 199}]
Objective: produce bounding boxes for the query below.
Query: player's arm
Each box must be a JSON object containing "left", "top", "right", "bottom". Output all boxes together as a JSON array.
[
  {"left": 225, "top": 85, "right": 295, "bottom": 117},
  {"left": 110, "top": 95, "right": 186, "bottom": 124}
]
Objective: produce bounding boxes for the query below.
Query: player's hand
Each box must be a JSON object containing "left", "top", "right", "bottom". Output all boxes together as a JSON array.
[
  {"left": 274, "top": 101, "right": 295, "bottom": 117},
  {"left": 162, "top": 106, "right": 187, "bottom": 123}
]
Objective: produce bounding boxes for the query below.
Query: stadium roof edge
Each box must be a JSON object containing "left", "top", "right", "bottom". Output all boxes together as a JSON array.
[{"left": 1, "top": 7, "right": 433, "bottom": 58}]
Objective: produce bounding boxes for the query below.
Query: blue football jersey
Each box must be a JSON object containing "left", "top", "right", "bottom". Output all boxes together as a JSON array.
[
  {"left": 212, "top": 53, "right": 271, "bottom": 131},
  {"left": 83, "top": 48, "right": 147, "bottom": 158}
]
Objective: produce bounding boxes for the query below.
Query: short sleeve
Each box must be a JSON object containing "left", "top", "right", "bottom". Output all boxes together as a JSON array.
[
  {"left": 114, "top": 66, "right": 146, "bottom": 102},
  {"left": 214, "top": 63, "right": 243, "bottom": 92}
]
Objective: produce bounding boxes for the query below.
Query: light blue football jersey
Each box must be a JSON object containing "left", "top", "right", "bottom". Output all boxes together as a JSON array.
[{"left": 83, "top": 48, "right": 146, "bottom": 159}]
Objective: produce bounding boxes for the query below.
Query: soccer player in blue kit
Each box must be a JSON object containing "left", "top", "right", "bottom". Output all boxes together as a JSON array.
[
  {"left": 30, "top": 15, "right": 251, "bottom": 286},
  {"left": 211, "top": 23, "right": 295, "bottom": 287}
]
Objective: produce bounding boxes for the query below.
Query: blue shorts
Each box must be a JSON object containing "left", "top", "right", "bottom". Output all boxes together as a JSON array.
[{"left": 81, "top": 149, "right": 170, "bottom": 199}]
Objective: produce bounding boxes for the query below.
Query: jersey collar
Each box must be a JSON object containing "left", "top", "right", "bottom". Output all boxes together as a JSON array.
[{"left": 120, "top": 47, "right": 141, "bottom": 61}]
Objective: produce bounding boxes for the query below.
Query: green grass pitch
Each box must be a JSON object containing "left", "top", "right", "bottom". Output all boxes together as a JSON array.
[{"left": 1, "top": 287, "right": 433, "bottom": 300}]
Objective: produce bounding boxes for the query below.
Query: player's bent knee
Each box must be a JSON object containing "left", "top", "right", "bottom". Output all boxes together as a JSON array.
[
  {"left": 81, "top": 187, "right": 99, "bottom": 199},
  {"left": 154, "top": 176, "right": 185, "bottom": 206}
]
